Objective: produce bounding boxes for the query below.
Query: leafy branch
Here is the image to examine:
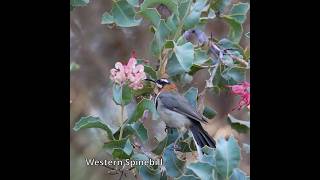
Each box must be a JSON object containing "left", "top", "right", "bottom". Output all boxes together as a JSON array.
[{"left": 71, "top": 0, "right": 250, "bottom": 179}]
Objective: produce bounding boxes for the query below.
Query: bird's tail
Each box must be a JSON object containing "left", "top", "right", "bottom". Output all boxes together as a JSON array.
[{"left": 190, "top": 125, "right": 216, "bottom": 148}]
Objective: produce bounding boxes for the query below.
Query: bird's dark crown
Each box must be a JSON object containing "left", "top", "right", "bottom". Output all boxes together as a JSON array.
[
  {"left": 155, "top": 78, "right": 170, "bottom": 87},
  {"left": 145, "top": 78, "right": 171, "bottom": 89}
]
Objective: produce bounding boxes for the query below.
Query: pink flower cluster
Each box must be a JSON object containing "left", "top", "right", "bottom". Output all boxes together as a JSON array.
[
  {"left": 228, "top": 81, "right": 250, "bottom": 111},
  {"left": 110, "top": 52, "right": 146, "bottom": 90}
]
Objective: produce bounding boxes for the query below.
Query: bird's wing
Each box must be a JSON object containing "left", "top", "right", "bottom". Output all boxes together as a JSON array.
[{"left": 158, "top": 92, "right": 208, "bottom": 124}]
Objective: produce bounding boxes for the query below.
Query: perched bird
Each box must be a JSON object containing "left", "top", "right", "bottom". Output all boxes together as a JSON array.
[{"left": 145, "top": 78, "right": 216, "bottom": 157}]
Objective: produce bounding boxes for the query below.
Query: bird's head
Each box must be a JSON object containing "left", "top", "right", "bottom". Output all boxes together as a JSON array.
[{"left": 145, "top": 78, "right": 177, "bottom": 92}]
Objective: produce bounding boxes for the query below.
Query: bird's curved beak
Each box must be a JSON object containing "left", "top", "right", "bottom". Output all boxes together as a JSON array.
[{"left": 144, "top": 78, "right": 156, "bottom": 83}]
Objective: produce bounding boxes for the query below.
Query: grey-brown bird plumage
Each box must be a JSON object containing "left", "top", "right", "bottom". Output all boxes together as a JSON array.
[{"left": 156, "top": 91, "right": 216, "bottom": 148}]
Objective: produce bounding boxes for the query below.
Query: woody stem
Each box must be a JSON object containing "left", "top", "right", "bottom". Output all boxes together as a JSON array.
[
  {"left": 119, "top": 104, "right": 124, "bottom": 140},
  {"left": 159, "top": 49, "right": 170, "bottom": 77}
]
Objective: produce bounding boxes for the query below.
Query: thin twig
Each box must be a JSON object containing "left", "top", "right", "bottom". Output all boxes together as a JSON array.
[
  {"left": 159, "top": 49, "right": 170, "bottom": 77},
  {"left": 211, "top": 41, "right": 249, "bottom": 68},
  {"left": 206, "top": 62, "right": 219, "bottom": 88},
  {"left": 230, "top": 54, "right": 249, "bottom": 68},
  {"left": 118, "top": 171, "right": 124, "bottom": 180},
  {"left": 119, "top": 105, "right": 124, "bottom": 140},
  {"left": 200, "top": 65, "right": 217, "bottom": 68},
  {"left": 132, "top": 137, "right": 159, "bottom": 161}
]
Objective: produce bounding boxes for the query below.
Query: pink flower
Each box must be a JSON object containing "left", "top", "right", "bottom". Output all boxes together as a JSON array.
[
  {"left": 227, "top": 81, "right": 250, "bottom": 111},
  {"left": 110, "top": 51, "right": 146, "bottom": 90},
  {"left": 110, "top": 62, "right": 126, "bottom": 85}
]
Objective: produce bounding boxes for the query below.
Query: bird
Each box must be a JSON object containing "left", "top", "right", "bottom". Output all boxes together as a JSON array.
[{"left": 145, "top": 78, "right": 216, "bottom": 157}]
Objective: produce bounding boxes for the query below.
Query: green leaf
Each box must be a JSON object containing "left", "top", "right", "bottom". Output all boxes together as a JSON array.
[
  {"left": 176, "top": 168, "right": 201, "bottom": 180},
  {"left": 174, "top": 42, "right": 194, "bottom": 71},
  {"left": 187, "top": 162, "right": 215, "bottom": 180},
  {"left": 218, "top": 38, "right": 244, "bottom": 56},
  {"left": 103, "top": 138, "right": 133, "bottom": 159},
  {"left": 151, "top": 19, "right": 172, "bottom": 56},
  {"left": 211, "top": 65, "right": 228, "bottom": 90},
  {"left": 202, "top": 145, "right": 215, "bottom": 155},
  {"left": 140, "top": 8, "right": 161, "bottom": 26},
  {"left": 228, "top": 3, "right": 250, "bottom": 24},
  {"left": 201, "top": 146, "right": 216, "bottom": 166},
  {"left": 139, "top": 165, "right": 162, "bottom": 180},
  {"left": 127, "top": 0, "right": 139, "bottom": 7},
  {"left": 70, "top": 62, "right": 80, "bottom": 72},
  {"left": 230, "top": 168, "right": 248, "bottom": 180},
  {"left": 215, "top": 136, "right": 241, "bottom": 179},
  {"left": 73, "top": 116, "right": 115, "bottom": 140},
  {"left": 101, "top": 11, "right": 114, "bottom": 24},
  {"left": 194, "top": 49, "right": 210, "bottom": 65},
  {"left": 163, "top": 144, "right": 186, "bottom": 177},
  {"left": 178, "top": 0, "right": 192, "bottom": 20},
  {"left": 177, "top": 141, "right": 192, "bottom": 152},
  {"left": 176, "top": 174, "right": 200, "bottom": 180},
  {"left": 228, "top": 114, "right": 250, "bottom": 128},
  {"left": 141, "top": 0, "right": 179, "bottom": 15},
  {"left": 221, "top": 67, "right": 245, "bottom": 84},
  {"left": 223, "top": 16, "right": 243, "bottom": 43},
  {"left": 164, "top": 40, "right": 175, "bottom": 48},
  {"left": 128, "top": 99, "right": 159, "bottom": 123},
  {"left": 221, "top": 54, "right": 234, "bottom": 67},
  {"left": 125, "top": 121, "right": 148, "bottom": 143},
  {"left": 112, "top": 84, "right": 133, "bottom": 106},
  {"left": 183, "top": 87, "right": 198, "bottom": 109},
  {"left": 167, "top": 128, "right": 180, "bottom": 145},
  {"left": 153, "top": 128, "right": 181, "bottom": 154},
  {"left": 132, "top": 153, "right": 163, "bottom": 180},
  {"left": 109, "top": 0, "right": 142, "bottom": 27},
  {"left": 183, "top": 0, "right": 209, "bottom": 30},
  {"left": 202, "top": 106, "right": 216, "bottom": 119},
  {"left": 181, "top": 73, "right": 193, "bottom": 84},
  {"left": 177, "top": 35, "right": 188, "bottom": 45},
  {"left": 152, "top": 136, "right": 168, "bottom": 155},
  {"left": 70, "top": 0, "right": 90, "bottom": 7},
  {"left": 144, "top": 65, "right": 157, "bottom": 80},
  {"left": 122, "top": 85, "right": 133, "bottom": 105},
  {"left": 227, "top": 114, "right": 250, "bottom": 133},
  {"left": 222, "top": 2, "right": 249, "bottom": 43},
  {"left": 134, "top": 83, "right": 154, "bottom": 97},
  {"left": 200, "top": 8, "right": 216, "bottom": 23},
  {"left": 167, "top": 52, "right": 186, "bottom": 76},
  {"left": 177, "top": 136, "right": 196, "bottom": 152},
  {"left": 228, "top": 120, "right": 249, "bottom": 133},
  {"left": 189, "top": 64, "right": 204, "bottom": 76},
  {"left": 166, "top": 15, "right": 179, "bottom": 34},
  {"left": 210, "top": 0, "right": 231, "bottom": 13}
]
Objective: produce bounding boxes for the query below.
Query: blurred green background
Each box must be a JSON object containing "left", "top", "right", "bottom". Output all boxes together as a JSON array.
[{"left": 70, "top": 0, "right": 250, "bottom": 179}]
